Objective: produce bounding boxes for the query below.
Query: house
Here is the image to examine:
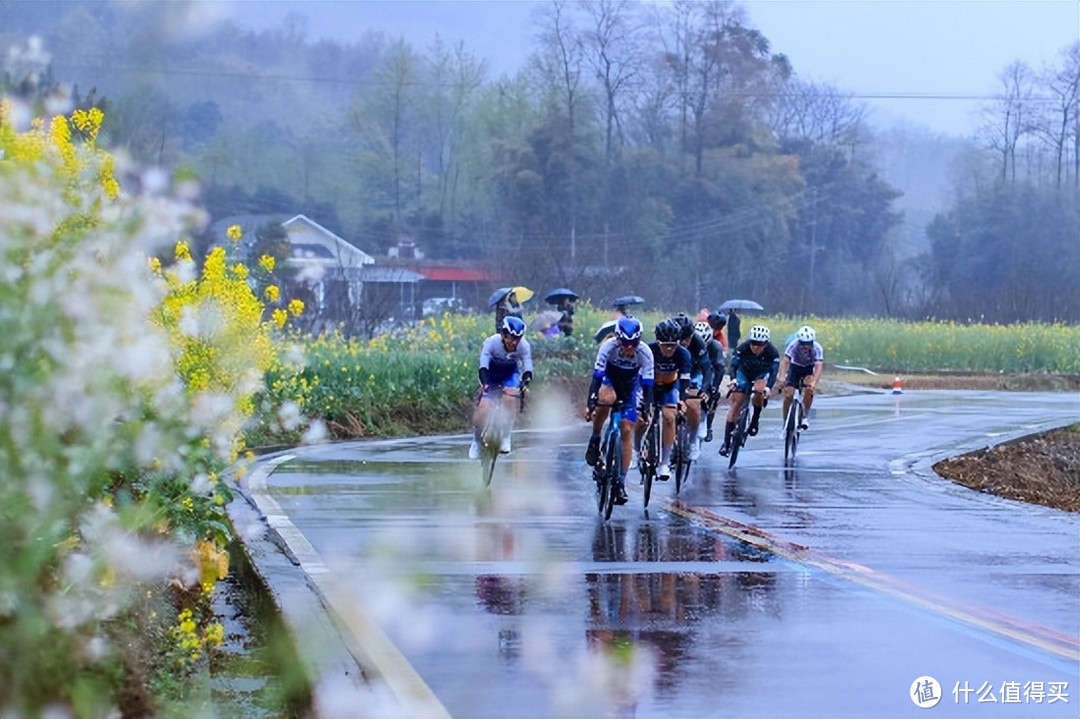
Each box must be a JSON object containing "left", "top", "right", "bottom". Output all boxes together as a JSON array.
[{"left": 206, "top": 215, "right": 421, "bottom": 334}]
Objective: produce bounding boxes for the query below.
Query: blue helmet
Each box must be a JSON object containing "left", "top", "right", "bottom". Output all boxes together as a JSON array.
[
  {"left": 501, "top": 315, "right": 526, "bottom": 337},
  {"left": 615, "top": 316, "right": 643, "bottom": 345}
]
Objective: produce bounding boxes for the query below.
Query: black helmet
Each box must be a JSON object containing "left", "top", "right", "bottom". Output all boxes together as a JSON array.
[
  {"left": 707, "top": 312, "right": 726, "bottom": 330},
  {"left": 654, "top": 319, "right": 680, "bottom": 343},
  {"left": 671, "top": 313, "right": 694, "bottom": 340}
]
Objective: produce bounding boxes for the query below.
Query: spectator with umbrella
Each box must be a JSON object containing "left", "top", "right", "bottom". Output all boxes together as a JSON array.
[
  {"left": 489, "top": 286, "right": 534, "bottom": 334},
  {"left": 595, "top": 295, "right": 644, "bottom": 344},
  {"left": 544, "top": 288, "right": 579, "bottom": 337},
  {"left": 716, "top": 299, "right": 763, "bottom": 363}
]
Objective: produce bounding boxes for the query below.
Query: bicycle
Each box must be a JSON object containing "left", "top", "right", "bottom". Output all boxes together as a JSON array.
[
  {"left": 637, "top": 404, "right": 662, "bottom": 509},
  {"left": 671, "top": 406, "right": 692, "bottom": 493},
  {"left": 590, "top": 399, "right": 626, "bottom": 521},
  {"left": 782, "top": 384, "right": 806, "bottom": 466},
  {"left": 726, "top": 386, "right": 767, "bottom": 470},
  {"left": 476, "top": 384, "right": 527, "bottom": 487}
]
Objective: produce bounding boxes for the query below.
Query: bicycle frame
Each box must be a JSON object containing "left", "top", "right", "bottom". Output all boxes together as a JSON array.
[
  {"left": 593, "top": 401, "right": 625, "bottom": 520},
  {"left": 727, "top": 387, "right": 766, "bottom": 469}
]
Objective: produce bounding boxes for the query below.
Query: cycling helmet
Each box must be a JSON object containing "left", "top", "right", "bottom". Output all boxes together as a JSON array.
[
  {"left": 748, "top": 325, "right": 770, "bottom": 343},
  {"left": 654, "top": 319, "right": 680, "bottom": 343},
  {"left": 796, "top": 325, "right": 816, "bottom": 343},
  {"left": 615, "top": 316, "right": 643, "bottom": 345},
  {"left": 694, "top": 321, "right": 712, "bottom": 344},
  {"left": 707, "top": 312, "right": 727, "bottom": 330},
  {"left": 671, "top": 313, "right": 694, "bottom": 340},
  {"left": 501, "top": 315, "right": 526, "bottom": 337}
]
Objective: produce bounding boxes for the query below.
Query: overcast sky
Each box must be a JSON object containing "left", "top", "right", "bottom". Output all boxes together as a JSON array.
[{"left": 226, "top": 0, "right": 1079, "bottom": 137}]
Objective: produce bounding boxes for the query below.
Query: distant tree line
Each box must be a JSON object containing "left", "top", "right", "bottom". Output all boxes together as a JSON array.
[{"left": 1, "top": 1, "right": 1076, "bottom": 322}]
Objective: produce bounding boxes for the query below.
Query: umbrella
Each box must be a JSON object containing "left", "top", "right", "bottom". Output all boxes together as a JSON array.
[
  {"left": 611, "top": 295, "right": 644, "bottom": 309},
  {"left": 487, "top": 285, "right": 534, "bottom": 309},
  {"left": 594, "top": 319, "right": 617, "bottom": 343},
  {"left": 531, "top": 310, "right": 563, "bottom": 332},
  {"left": 717, "top": 298, "right": 764, "bottom": 312},
  {"left": 544, "top": 288, "right": 579, "bottom": 304}
]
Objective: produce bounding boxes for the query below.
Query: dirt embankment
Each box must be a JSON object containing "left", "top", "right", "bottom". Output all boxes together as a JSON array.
[
  {"left": 932, "top": 425, "right": 1080, "bottom": 513},
  {"left": 824, "top": 369, "right": 1080, "bottom": 513}
]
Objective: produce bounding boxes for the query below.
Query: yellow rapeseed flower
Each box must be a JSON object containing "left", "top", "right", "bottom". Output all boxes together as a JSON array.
[
  {"left": 226, "top": 224, "right": 243, "bottom": 241},
  {"left": 264, "top": 285, "right": 280, "bottom": 302},
  {"left": 259, "top": 254, "right": 275, "bottom": 273},
  {"left": 273, "top": 308, "right": 288, "bottom": 328},
  {"left": 175, "top": 240, "right": 191, "bottom": 261},
  {"left": 288, "top": 298, "right": 304, "bottom": 317}
]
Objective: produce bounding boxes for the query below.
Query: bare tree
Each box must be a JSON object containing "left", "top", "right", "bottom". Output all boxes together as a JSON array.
[
  {"left": 769, "top": 78, "right": 868, "bottom": 155},
  {"left": 352, "top": 39, "right": 422, "bottom": 230},
  {"left": 578, "top": 0, "right": 644, "bottom": 165},
  {"left": 979, "top": 61, "right": 1036, "bottom": 182},
  {"left": 1033, "top": 43, "right": 1079, "bottom": 187},
  {"left": 424, "top": 37, "right": 487, "bottom": 232}
]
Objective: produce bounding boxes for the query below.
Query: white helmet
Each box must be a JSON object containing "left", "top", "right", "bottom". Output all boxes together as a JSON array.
[
  {"left": 694, "top": 321, "right": 711, "bottom": 344},
  {"left": 796, "top": 325, "right": 816, "bottom": 343},
  {"left": 748, "top": 325, "right": 770, "bottom": 343}
]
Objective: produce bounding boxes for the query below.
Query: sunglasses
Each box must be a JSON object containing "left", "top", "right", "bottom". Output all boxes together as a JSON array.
[
  {"left": 658, "top": 342, "right": 678, "bottom": 349},
  {"left": 750, "top": 340, "right": 765, "bottom": 347},
  {"left": 618, "top": 338, "right": 640, "bottom": 348}
]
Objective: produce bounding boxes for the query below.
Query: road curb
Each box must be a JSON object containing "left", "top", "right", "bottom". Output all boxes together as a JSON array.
[{"left": 227, "top": 450, "right": 452, "bottom": 718}]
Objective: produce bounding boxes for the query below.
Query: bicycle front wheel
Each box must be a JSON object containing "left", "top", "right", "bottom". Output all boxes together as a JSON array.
[
  {"left": 784, "top": 400, "right": 802, "bottom": 466},
  {"left": 602, "top": 429, "right": 621, "bottom": 520},
  {"left": 729, "top": 406, "right": 747, "bottom": 469},
  {"left": 674, "top": 418, "right": 691, "bottom": 494}
]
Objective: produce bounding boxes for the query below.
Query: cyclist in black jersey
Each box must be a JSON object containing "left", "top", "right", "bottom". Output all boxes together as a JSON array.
[
  {"left": 719, "top": 325, "right": 779, "bottom": 457},
  {"left": 639, "top": 319, "right": 691, "bottom": 481}
]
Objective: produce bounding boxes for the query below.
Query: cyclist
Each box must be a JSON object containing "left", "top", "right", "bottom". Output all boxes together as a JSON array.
[
  {"left": 470, "top": 316, "right": 533, "bottom": 459},
  {"left": 776, "top": 325, "right": 824, "bottom": 430},
  {"left": 585, "top": 316, "right": 655, "bottom": 505},
  {"left": 719, "top": 325, "right": 780, "bottom": 457},
  {"left": 637, "top": 319, "right": 691, "bottom": 481},
  {"left": 671, "top": 314, "right": 707, "bottom": 460},
  {"left": 695, "top": 320, "right": 727, "bottom": 443}
]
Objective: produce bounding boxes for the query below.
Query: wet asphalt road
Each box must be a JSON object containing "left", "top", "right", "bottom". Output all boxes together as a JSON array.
[{"left": 252, "top": 391, "right": 1079, "bottom": 718}]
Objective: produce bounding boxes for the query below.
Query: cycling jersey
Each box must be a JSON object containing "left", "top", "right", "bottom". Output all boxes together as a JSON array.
[
  {"left": 648, "top": 341, "right": 691, "bottom": 402},
  {"left": 479, "top": 334, "right": 533, "bottom": 388},
  {"left": 730, "top": 340, "right": 780, "bottom": 392},
  {"left": 590, "top": 338, "right": 655, "bottom": 418},
  {"left": 701, "top": 338, "right": 726, "bottom": 392},
  {"left": 783, "top": 339, "right": 824, "bottom": 367}
]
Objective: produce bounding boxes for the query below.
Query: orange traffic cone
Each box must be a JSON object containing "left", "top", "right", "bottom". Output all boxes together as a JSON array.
[{"left": 891, "top": 375, "right": 903, "bottom": 394}]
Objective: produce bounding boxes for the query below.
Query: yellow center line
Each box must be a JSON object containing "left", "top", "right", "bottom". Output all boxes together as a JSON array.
[{"left": 660, "top": 497, "right": 1080, "bottom": 662}]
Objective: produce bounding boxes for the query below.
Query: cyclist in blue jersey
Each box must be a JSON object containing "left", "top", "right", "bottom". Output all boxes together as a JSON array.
[
  {"left": 470, "top": 316, "right": 533, "bottom": 459},
  {"left": 776, "top": 325, "right": 824, "bottom": 430},
  {"left": 585, "top": 316, "right": 655, "bottom": 505},
  {"left": 719, "top": 325, "right": 780, "bottom": 457},
  {"left": 637, "top": 319, "right": 691, "bottom": 481}
]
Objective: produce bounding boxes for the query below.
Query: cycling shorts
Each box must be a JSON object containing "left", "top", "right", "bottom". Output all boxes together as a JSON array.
[
  {"left": 601, "top": 376, "right": 641, "bottom": 423},
  {"left": 653, "top": 384, "right": 679, "bottom": 407},
  {"left": 785, "top": 363, "right": 814, "bottom": 388},
  {"left": 732, "top": 369, "right": 770, "bottom": 394}
]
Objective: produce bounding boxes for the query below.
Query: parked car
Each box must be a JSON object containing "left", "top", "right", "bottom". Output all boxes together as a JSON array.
[{"left": 422, "top": 297, "right": 467, "bottom": 317}]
